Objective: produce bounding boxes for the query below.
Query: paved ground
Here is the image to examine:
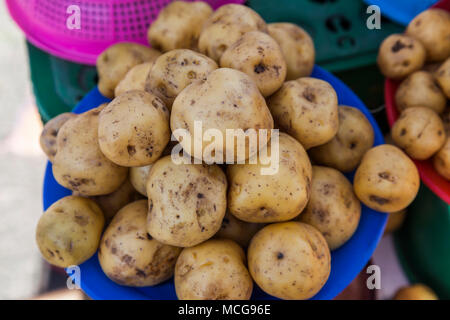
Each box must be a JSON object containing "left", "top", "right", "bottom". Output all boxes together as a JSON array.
[{"left": 0, "top": 2, "right": 50, "bottom": 299}]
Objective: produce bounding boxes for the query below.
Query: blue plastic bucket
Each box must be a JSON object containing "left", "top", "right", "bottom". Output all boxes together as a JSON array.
[{"left": 42, "top": 66, "right": 386, "bottom": 300}]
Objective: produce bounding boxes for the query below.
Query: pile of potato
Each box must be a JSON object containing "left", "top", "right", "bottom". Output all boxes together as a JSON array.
[
  {"left": 377, "top": 8, "right": 450, "bottom": 181},
  {"left": 36, "top": 2, "right": 420, "bottom": 300}
]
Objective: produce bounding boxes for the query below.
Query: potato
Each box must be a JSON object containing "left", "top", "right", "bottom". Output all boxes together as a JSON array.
[
  {"left": 435, "top": 58, "right": 450, "bottom": 99},
  {"left": 391, "top": 107, "right": 446, "bottom": 160},
  {"left": 147, "top": 1, "right": 212, "bottom": 52},
  {"left": 98, "top": 200, "right": 182, "bottom": 287},
  {"left": 198, "top": 4, "right": 267, "bottom": 62},
  {"left": 248, "top": 222, "right": 331, "bottom": 300},
  {"left": 146, "top": 156, "right": 227, "bottom": 247},
  {"left": 267, "top": 77, "right": 338, "bottom": 149},
  {"left": 98, "top": 91, "right": 170, "bottom": 167},
  {"left": 129, "top": 165, "right": 152, "bottom": 197},
  {"left": 171, "top": 68, "right": 274, "bottom": 163},
  {"left": 97, "top": 42, "right": 161, "bottom": 98},
  {"left": 395, "top": 71, "right": 446, "bottom": 114},
  {"left": 175, "top": 239, "right": 253, "bottom": 300},
  {"left": 36, "top": 196, "right": 104, "bottom": 268},
  {"left": 377, "top": 34, "right": 426, "bottom": 79},
  {"left": 353, "top": 144, "right": 420, "bottom": 213},
  {"left": 297, "top": 166, "right": 361, "bottom": 250},
  {"left": 53, "top": 107, "right": 128, "bottom": 196},
  {"left": 433, "top": 137, "right": 450, "bottom": 180},
  {"left": 442, "top": 107, "right": 450, "bottom": 136},
  {"left": 214, "top": 211, "right": 263, "bottom": 248},
  {"left": 384, "top": 209, "right": 407, "bottom": 234},
  {"left": 91, "top": 178, "right": 143, "bottom": 224},
  {"left": 145, "top": 49, "right": 218, "bottom": 109},
  {"left": 39, "top": 112, "right": 77, "bottom": 162},
  {"left": 406, "top": 8, "right": 450, "bottom": 62},
  {"left": 394, "top": 284, "right": 438, "bottom": 300},
  {"left": 114, "top": 62, "right": 154, "bottom": 97},
  {"left": 267, "top": 23, "right": 315, "bottom": 80},
  {"left": 309, "top": 106, "right": 374, "bottom": 172},
  {"left": 220, "top": 31, "right": 287, "bottom": 97},
  {"left": 227, "top": 132, "right": 312, "bottom": 223}
]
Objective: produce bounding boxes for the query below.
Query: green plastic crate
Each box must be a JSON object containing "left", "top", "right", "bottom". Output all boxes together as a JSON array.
[
  {"left": 27, "top": 42, "right": 97, "bottom": 123},
  {"left": 395, "top": 185, "right": 450, "bottom": 299},
  {"left": 248, "top": 0, "right": 403, "bottom": 72}
]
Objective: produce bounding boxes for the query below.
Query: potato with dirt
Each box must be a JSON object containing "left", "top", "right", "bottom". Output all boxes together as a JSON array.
[
  {"left": 406, "top": 8, "right": 450, "bottom": 62},
  {"left": 268, "top": 22, "right": 315, "bottom": 80},
  {"left": 129, "top": 165, "right": 152, "bottom": 197},
  {"left": 433, "top": 137, "right": 450, "bottom": 180},
  {"left": 97, "top": 42, "right": 161, "bottom": 98},
  {"left": 114, "top": 62, "right": 154, "bottom": 97},
  {"left": 220, "top": 31, "right": 287, "bottom": 97},
  {"left": 248, "top": 222, "right": 331, "bottom": 300},
  {"left": 227, "top": 132, "right": 312, "bottom": 223},
  {"left": 395, "top": 71, "right": 447, "bottom": 114},
  {"left": 198, "top": 4, "right": 267, "bottom": 62},
  {"left": 146, "top": 156, "right": 227, "bottom": 247},
  {"left": 53, "top": 106, "right": 128, "bottom": 196},
  {"left": 91, "top": 178, "right": 143, "bottom": 224},
  {"left": 36, "top": 196, "right": 105, "bottom": 268},
  {"left": 174, "top": 239, "right": 253, "bottom": 300},
  {"left": 171, "top": 68, "right": 274, "bottom": 163},
  {"left": 377, "top": 34, "right": 426, "bottom": 79},
  {"left": 214, "top": 211, "right": 263, "bottom": 248},
  {"left": 353, "top": 144, "right": 420, "bottom": 213},
  {"left": 309, "top": 106, "right": 374, "bottom": 172},
  {"left": 297, "top": 166, "right": 361, "bottom": 250},
  {"left": 98, "top": 91, "right": 170, "bottom": 167},
  {"left": 435, "top": 58, "right": 450, "bottom": 99},
  {"left": 146, "top": 49, "right": 218, "bottom": 109},
  {"left": 40, "top": 112, "right": 77, "bottom": 162},
  {"left": 99, "top": 200, "right": 182, "bottom": 287},
  {"left": 391, "top": 107, "right": 446, "bottom": 160},
  {"left": 267, "top": 77, "right": 338, "bottom": 149},
  {"left": 147, "top": 1, "right": 212, "bottom": 52}
]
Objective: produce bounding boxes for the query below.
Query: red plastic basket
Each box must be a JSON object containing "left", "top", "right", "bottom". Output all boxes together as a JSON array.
[{"left": 385, "top": 0, "right": 450, "bottom": 205}]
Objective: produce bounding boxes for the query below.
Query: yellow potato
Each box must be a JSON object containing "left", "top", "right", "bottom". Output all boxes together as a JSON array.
[
  {"left": 170, "top": 68, "right": 274, "bottom": 163},
  {"left": 406, "top": 8, "right": 450, "bottom": 62},
  {"left": 267, "top": 77, "right": 338, "bottom": 149},
  {"left": 175, "top": 239, "right": 253, "bottom": 300},
  {"left": 391, "top": 107, "right": 446, "bottom": 160},
  {"left": 227, "top": 132, "right": 312, "bottom": 223},
  {"left": 394, "top": 284, "right": 438, "bottom": 300},
  {"left": 39, "top": 112, "right": 77, "bottom": 162},
  {"left": 377, "top": 34, "right": 426, "bottom": 79},
  {"left": 36, "top": 196, "right": 105, "bottom": 268},
  {"left": 220, "top": 31, "right": 287, "bottom": 97},
  {"left": 309, "top": 106, "right": 374, "bottom": 172},
  {"left": 97, "top": 42, "right": 161, "bottom": 98},
  {"left": 98, "top": 91, "right": 170, "bottom": 167},
  {"left": 248, "top": 222, "right": 331, "bottom": 300},
  {"left": 214, "top": 211, "right": 263, "bottom": 248},
  {"left": 353, "top": 144, "right": 420, "bottom": 213},
  {"left": 91, "top": 178, "right": 143, "bottom": 224},
  {"left": 114, "top": 62, "right": 154, "bottom": 97},
  {"left": 268, "top": 22, "right": 315, "bottom": 80},
  {"left": 146, "top": 156, "right": 227, "bottom": 247},
  {"left": 53, "top": 106, "right": 128, "bottom": 196},
  {"left": 146, "top": 49, "right": 218, "bottom": 109},
  {"left": 147, "top": 1, "right": 213, "bottom": 52},
  {"left": 395, "top": 71, "right": 447, "bottom": 113},
  {"left": 129, "top": 165, "right": 152, "bottom": 197},
  {"left": 433, "top": 137, "right": 450, "bottom": 180},
  {"left": 99, "top": 200, "right": 182, "bottom": 287},
  {"left": 298, "top": 166, "right": 361, "bottom": 250},
  {"left": 435, "top": 57, "right": 450, "bottom": 99},
  {"left": 198, "top": 4, "right": 267, "bottom": 62}
]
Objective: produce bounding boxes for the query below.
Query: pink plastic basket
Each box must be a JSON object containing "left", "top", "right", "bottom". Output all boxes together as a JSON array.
[{"left": 6, "top": 0, "right": 244, "bottom": 65}]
